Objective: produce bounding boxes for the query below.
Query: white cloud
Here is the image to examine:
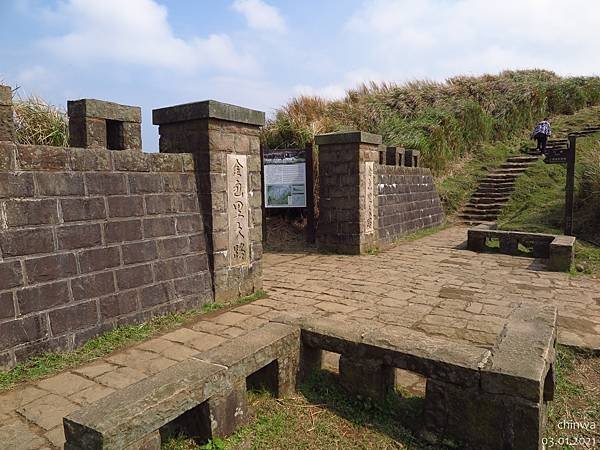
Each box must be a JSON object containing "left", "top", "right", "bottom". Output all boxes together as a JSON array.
[
  {"left": 346, "top": 0, "right": 600, "bottom": 78},
  {"left": 232, "top": 0, "right": 286, "bottom": 33},
  {"left": 41, "top": 0, "right": 257, "bottom": 73},
  {"left": 294, "top": 69, "right": 388, "bottom": 100}
]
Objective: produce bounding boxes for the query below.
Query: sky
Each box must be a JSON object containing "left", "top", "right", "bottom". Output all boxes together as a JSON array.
[{"left": 1, "top": 0, "right": 600, "bottom": 151}]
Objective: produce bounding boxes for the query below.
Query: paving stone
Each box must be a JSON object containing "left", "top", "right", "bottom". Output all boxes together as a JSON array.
[
  {"left": 95, "top": 367, "right": 148, "bottom": 389},
  {"left": 36, "top": 372, "right": 96, "bottom": 397},
  {"left": 136, "top": 338, "right": 198, "bottom": 361},
  {"left": 185, "top": 333, "right": 227, "bottom": 352},
  {"left": 190, "top": 320, "right": 230, "bottom": 334},
  {"left": 45, "top": 425, "right": 66, "bottom": 447},
  {"left": 213, "top": 311, "right": 248, "bottom": 326},
  {"left": 17, "top": 393, "right": 79, "bottom": 430},
  {"left": 0, "top": 386, "right": 47, "bottom": 415},
  {"left": 73, "top": 361, "right": 118, "bottom": 378},
  {"left": 69, "top": 383, "right": 116, "bottom": 405},
  {"left": 0, "top": 417, "right": 48, "bottom": 450},
  {"left": 160, "top": 327, "right": 208, "bottom": 344}
]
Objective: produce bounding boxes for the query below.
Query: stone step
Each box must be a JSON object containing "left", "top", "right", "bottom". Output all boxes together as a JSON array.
[
  {"left": 469, "top": 196, "right": 510, "bottom": 204},
  {"left": 479, "top": 180, "right": 516, "bottom": 187},
  {"left": 458, "top": 213, "right": 499, "bottom": 222},
  {"left": 506, "top": 156, "right": 540, "bottom": 163},
  {"left": 461, "top": 208, "right": 501, "bottom": 216},
  {"left": 499, "top": 163, "right": 534, "bottom": 169}
]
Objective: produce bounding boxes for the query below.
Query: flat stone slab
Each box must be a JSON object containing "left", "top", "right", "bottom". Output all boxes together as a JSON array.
[
  {"left": 278, "top": 315, "right": 487, "bottom": 387},
  {"left": 194, "top": 322, "right": 300, "bottom": 381},
  {"left": 64, "top": 359, "right": 226, "bottom": 449}
]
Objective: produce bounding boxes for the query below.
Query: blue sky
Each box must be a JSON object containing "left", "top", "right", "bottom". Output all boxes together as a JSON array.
[{"left": 2, "top": 0, "right": 600, "bottom": 150}]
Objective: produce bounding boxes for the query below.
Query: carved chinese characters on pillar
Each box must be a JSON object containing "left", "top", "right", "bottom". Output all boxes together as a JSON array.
[
  {"left": 227, "top": 154, "right": 250, "bottom": 267},
  {"left": 365, "top": 161, "right": 375, "bottom": 234}
]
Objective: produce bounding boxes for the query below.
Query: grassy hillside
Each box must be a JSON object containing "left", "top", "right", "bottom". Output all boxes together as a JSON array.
[{"left": 264, "top": 70, "right": 600, "bottom": 175}]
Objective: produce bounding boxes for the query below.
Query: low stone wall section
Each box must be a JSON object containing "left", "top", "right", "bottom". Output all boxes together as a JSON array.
[
  {"left": 377, "top": 165, "right": 444, "bottom": 244},
  {"left": 0, "top": 143, "right": 211, "bottom": 369},
  {"left": 63, "top": 305, "right": 556, "bottom": 450}
]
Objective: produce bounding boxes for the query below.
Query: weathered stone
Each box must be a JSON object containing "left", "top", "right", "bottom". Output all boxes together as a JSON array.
[
  {"left": 152, "top": 100, "right": 265, "bottom": 126},
  {"left": 64, "top": 359, "right": 227, "bottom": 449},
  {"left": 339, "top": 355, "right": 395, "bottom": 402}
]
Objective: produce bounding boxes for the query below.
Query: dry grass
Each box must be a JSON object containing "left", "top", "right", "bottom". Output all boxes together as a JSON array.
[{"left": 13, "top": 94, "right": 69, "bottom": 146}]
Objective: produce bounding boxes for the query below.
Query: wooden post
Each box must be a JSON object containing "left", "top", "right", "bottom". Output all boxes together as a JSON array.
[
  {"left": 564, "top": 135, "right": 576, "bottom": 236},
  {"left": 306, "top": 144, "right": 316, "bottom": 244}
]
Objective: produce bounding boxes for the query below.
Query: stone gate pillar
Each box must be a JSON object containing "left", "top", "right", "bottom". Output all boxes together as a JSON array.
[
  {"left": 0, "top": 85, "right": 15, "bottom": 141},
  {"left": 152, "top": 100, "right": 265, "bottom": 302},
  {"left": 314, "top": 131, "right": 381, "bottom": 254}
]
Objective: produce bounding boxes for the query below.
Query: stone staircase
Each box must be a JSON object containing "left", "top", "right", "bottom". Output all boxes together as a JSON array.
[
  {"left": 459, "top": 123, "right": 600, "bottom": 226},
  {"left": 458, "top": 155, "right": 540, "bottom": 225}
]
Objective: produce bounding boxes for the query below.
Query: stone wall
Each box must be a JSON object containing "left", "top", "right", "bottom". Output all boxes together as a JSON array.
[
  {"left": 0, "top": 143, "right": 211, "bottom": 369},
  {"left": 377, "top": 165, "right": 444, "bottom": 245}
]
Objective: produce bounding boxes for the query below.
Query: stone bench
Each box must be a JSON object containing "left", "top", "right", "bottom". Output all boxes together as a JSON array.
[
  {"left": 63, "top": 323, "right": 300, "bottom": 450},
  {"left": 467, "top": 224, "right": 575, "bottom": 271},
  {"left": 277, "top": 304, "right": 557, "bottom": 450},
  {"left": 64, "top": 306, "right": 556, "bottom": 450}
]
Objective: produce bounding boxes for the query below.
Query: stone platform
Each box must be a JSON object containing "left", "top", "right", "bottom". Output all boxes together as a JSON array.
[{"left": 0, "top": 226, "right": 598, "bottom": 449}]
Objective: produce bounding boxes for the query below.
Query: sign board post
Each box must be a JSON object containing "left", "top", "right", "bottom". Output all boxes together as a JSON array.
[
  {"left": 564, "top": 136, "right": 576, "bottom": 236},
  {"left": 261, "top": 147, "right": 315, "bottom": 244}
]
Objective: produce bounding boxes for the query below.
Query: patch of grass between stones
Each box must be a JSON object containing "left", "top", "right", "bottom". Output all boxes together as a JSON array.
[
  {"left": 396, "top": 223, "right": 449, "bottom": 243},
  {"left": 0, "top": 290, "right": 268, "bottom": 392}
]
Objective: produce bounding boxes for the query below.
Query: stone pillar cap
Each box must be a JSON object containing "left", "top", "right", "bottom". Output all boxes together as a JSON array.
[
  {"left": 67, "top": 99, "right": 141, "bottom": 123},
  {"left": 0, "top": 85, "right": 12, "bottom": 106},
  {"left": 314, "top": 131, "right": 382, "bottom": 146},
  {"left": 152, "top": 100, "right": 265, "bottom": 127}
]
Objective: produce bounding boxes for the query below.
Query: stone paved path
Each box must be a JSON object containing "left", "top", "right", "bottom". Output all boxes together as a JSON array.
[{"left": 1, "top": 226, "right": 599, "bottom": 449}]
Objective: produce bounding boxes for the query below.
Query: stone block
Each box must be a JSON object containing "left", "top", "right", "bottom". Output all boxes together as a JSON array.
[
  {"left": 71, "top": 272, "right": 116, "bottom": 301},
  {"left": 0, "top": 292, "right": 15, "bottom": 320},
  {"left": 79, "top": 246, "right": 121, "bottom": 273},
  {"left": 68, "top": 99, "right": 142, "bottom": 123},
  {"left": 129, "top": 173, "right": 164, "bottom": 194},
  {"left": 24, "top": 253, "right": 77, "bottom": 283},
  {"left": 69, "top": 148, "right": 113, "bottom": 171},
  {"left": 0, "top": 227, "right": 55, "bottom": 257},
  {"left": 63, "top": 359, "right": 227, "bottom": 450},
  {"left": 315, "top": 131, "right": 382, "bottom": 146},
  {"left": 116, "top": 264, "right": 154, "bottom": 290},
  {"left": 85, "top": 172, "right": 128, "bottom": 195},
  {"left": 152, "top": 100, "right": 265, "bottom": 127},
  {"left": 61, "top": 197, "right": 107, "bottom": 222},
  {"left": 548, "top": 235, "right": 575, "bottom": 271},
  {"left": 0, "top": 172, "right": 34, "bottom": 198},
  {"left": 338, "top": 355, "right": 395, "bottom": 402},
  {"left": 194, "top": 322, "right": 300, "bottom": 396},
  {"left": 3, "top": 199, "right": 59, "bottom": 227},
  {"left": 49, "top": 301, "right": 98, "bottom": 335},
  {"left": 143, "top": 217, "right": 176, "bottom": 238},
  {"left": 35, "top": 172, "right": 85, "bottom": 196},
  {"left": 57, "top": 223, "right": 102, "bottom": 250},
  {"left": 0, "top": 315, "right": 47, "bottom": 351},
  {"left": 17, "top": 144, "right": 70, "bottom": 170},
  {"left": 104, "top": 219, "right": 143, "bottom": 243},
  {"left": 107, "top": 195, "right": 144, "bottom": 217},
  {"left": 112, "top": 150, "right": 151, "bottom": 171},
  {"left": 99, "top": 291, "right": 139, "bottom": 320}
]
